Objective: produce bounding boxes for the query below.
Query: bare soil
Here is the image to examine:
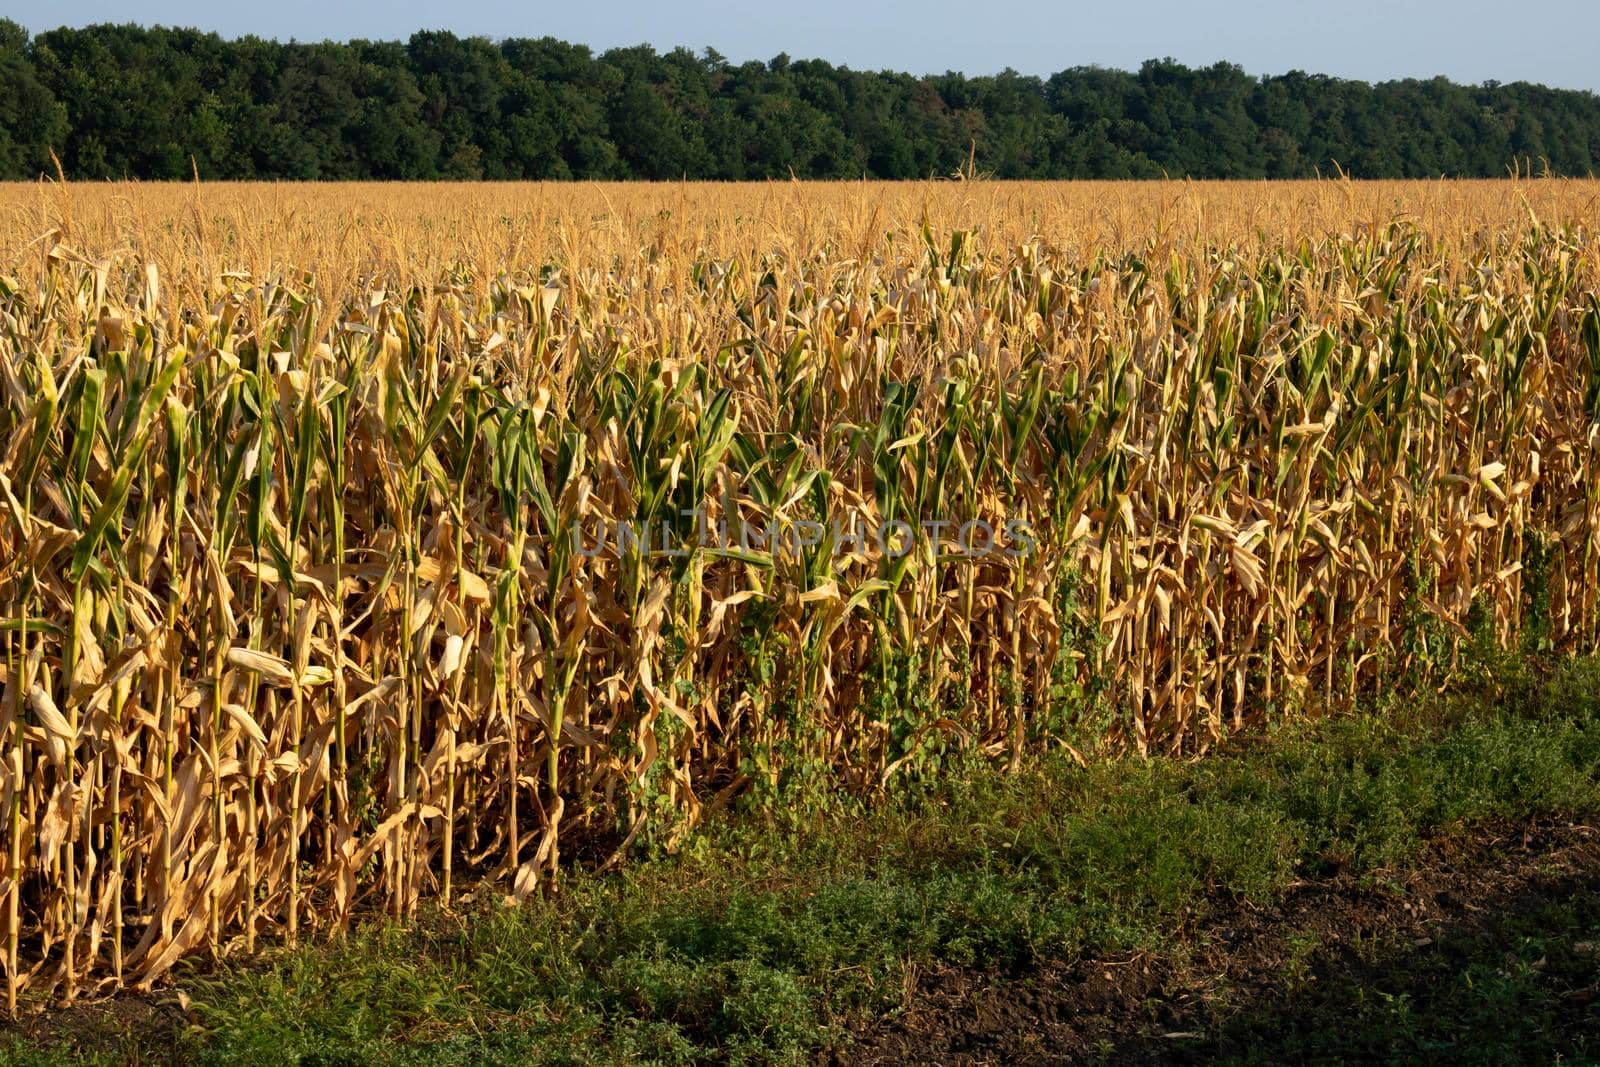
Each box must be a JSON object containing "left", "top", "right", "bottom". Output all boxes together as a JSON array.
[{"left": 838, "top": 820, "right": 1600, "bottom": 1065}]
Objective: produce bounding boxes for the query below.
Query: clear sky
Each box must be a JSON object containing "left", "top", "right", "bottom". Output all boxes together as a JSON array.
[{"left": 7, "top": 0, "right": 1597, "bottom": 92}]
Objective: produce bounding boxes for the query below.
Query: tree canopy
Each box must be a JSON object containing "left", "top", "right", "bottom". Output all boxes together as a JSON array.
[{"left": 3, "top": 21, "right": 1597, "bottom": 180}]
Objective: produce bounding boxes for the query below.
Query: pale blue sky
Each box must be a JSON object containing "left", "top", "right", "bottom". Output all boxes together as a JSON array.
[{"left": 7, "top": 0, "right": 1597, "bottom": 91}]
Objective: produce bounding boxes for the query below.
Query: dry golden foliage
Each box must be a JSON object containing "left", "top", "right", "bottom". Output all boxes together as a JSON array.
[{"left": 0, "top": 179, "right": 1598, "bottom": 1006}]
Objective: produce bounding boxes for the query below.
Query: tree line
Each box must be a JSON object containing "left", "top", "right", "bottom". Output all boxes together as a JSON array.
[{"left": 3, "top": 20, "right": 1599, "bottom": 181}]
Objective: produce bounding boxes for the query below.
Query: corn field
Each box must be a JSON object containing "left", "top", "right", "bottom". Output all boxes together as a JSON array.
[{"left": 2, "top": 179, "right": 1599, "bottom": 1006}]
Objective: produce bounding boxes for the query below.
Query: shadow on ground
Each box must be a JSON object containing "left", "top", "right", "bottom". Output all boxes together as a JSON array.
[{"left": 845, "top": 822, "right": 1600, "bottom": 1065}]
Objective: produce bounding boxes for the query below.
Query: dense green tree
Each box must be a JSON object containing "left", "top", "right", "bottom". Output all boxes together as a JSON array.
[
  {"left": 4, "top": 26, "right": 1600, "bottom": 181},
  {"left": 0, "top": 21, "right": 67, "bottom": 177}
]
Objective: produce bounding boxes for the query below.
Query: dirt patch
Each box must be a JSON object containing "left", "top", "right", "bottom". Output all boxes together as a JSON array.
[
  {"left": 2, "top": 991, "right": 186, "bottom": 1063},
  {"left": 839, "top": 820, "right": 1600, "bottom": 1065}
]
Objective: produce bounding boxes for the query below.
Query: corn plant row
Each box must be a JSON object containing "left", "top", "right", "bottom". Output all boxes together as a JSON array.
[{"left": 1, "top": 205, "right": 1598, "bottom": 1006}]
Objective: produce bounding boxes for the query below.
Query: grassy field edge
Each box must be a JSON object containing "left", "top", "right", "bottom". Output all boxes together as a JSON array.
[{"left": 7, "top": 655, "right": 1600, "bottom": 1065}]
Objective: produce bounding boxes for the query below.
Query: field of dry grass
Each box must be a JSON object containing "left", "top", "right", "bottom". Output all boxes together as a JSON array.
[
  {"left": 0, "top": 179, "right": 1597, "bottom": 1008},
  {"left": 6, "top": 179, "right": 1600, "bottom": 285}
]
